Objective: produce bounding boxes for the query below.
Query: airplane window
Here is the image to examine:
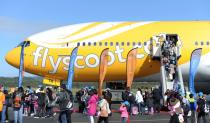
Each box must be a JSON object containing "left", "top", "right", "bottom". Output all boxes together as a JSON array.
[
  {"left": 127, "top": 42, "right": 130, "bottom": 46},
  {"left": 99, "top": 42, "right": 102, "bottom": 46},
  {"left": 132, "top": 42, "right": 136, "bottom": 46},
  {"left": 67, "top": 43, "right": 69, "bottom": 47},
  {"left": 116, "top": 42, "right": 119, "bottom": 46},
  {"left": 200, "top": 41, "right": 204, "bottom": 46},
  {"left": 121, "top": 42, "right": 124, "bottom": 46},
  {"left": 110, "top": 42, "right": 113, "bottom": 46},
  {"left": 82, "top": 42, "right": 86, "bottom": 46},
  {"left": 144, "top": 42, "right": 147, "bottom": 46},
  {"left": 77, "top": 42, "right": 80, "bottom": 46},
  {"left": 207, "top": 41, "right": 209, "bottom": 46},
  {"left": 105, "top": 42, "right": 108, "bottom": 46},
  {"left": 93, "top": 42, "right": 97, "bottom": 46},
  {"left": 88, "top": 42, "right": 91, "bottom": 46},
  {"left": 195, "top": 41, "right": 198, "bottom": 45},
  {"left": 138, "top": 42, "right": 141, "bottom": 46}
]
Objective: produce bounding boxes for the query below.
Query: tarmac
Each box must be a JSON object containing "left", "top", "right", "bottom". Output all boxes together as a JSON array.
[{"left": 6, "top": 106, "right": 210, "bottom": 123}]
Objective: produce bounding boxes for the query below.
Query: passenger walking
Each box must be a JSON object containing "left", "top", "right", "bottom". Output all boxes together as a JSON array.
[
  {"left": 87, "top": 89, "right": 98, "bottom": 123},
  {"left": 135, "top": 88, "right": 144, "bottom": 115},
  {"left": 168, "top": 97, "right": 184, "bottom": 123},
  {"left": 45, "top": 87, "right": 54, "bottom": 118},
  {"left": 152, "top": 86, "right": 162, "bottom": 113},
  {"left": 197, "top": 92, "right": 207, "bottom": 123},
  {"left": 97, "top": 93, "right": 110, "bottom": 123},
  {"left": 182, "top": 95, "right": 190, "bottom": 123},
  {"left": 119, "top": 101, "right": 129, "bottom": 123},
  {"left": 35, "top": 86, "right": 46, "bottom": 118},
  {"left": 0, "top": 85, "right": 5, "bottom": 122},
  {"left": 13, "top": 87, "right": 24, "bottom": 123},
  {"left": 103, "top": 88, "right": 112, "bottom": 114},
  {"left": 189, "top": 94, "right": 197, "bottom": 123},
  {"left": 2, "top": 88, "right": 10, "bottom": 123},
  {"left": 146, "top": 94, "right": 154, "bottom": 115},
  {"left": 56, "top": 84, "right": 73, "bottom": 123}
]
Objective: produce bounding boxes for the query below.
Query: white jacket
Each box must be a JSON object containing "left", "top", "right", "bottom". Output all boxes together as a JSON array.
[{"left": 135, "top": 91, "right": 144, "bottom": 103}]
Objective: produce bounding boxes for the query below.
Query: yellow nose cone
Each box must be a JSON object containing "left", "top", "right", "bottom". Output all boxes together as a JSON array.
[{"left": 5, "top": 47, "right": 21, "bottom": 69}]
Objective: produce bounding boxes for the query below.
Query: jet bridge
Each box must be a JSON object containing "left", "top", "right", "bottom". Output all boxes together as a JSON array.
[{"left": 150, "top": 34, "right": 184, "bottom": 104}]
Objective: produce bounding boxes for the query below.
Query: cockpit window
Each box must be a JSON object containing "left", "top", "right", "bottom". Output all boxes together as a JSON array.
[{"left": 17, "top": 41, "right": 30, "bottom": 47}]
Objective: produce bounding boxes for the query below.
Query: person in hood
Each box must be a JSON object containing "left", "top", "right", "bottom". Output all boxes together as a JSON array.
[
  {"left": 97, "top": 92, "right": 111, "bottom": 123},
  {"left": 135, "top": 88, "right": 144, "bottom": 115},
  {"left": 87, "top": 89, "right": 98, "bottom": 123}
]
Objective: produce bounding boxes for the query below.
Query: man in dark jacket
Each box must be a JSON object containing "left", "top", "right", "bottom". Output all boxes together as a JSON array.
[
  {"left": 197, "top": 92, "right": 207, "bottom": 123},
  {"left": 57, "top": 84, "right": 73, "bottom": 123},
  {"left": 152, "top": 86, "right": 162, "bottom": 113}
]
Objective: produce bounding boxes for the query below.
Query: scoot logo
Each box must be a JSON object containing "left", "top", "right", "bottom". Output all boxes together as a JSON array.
[{"left": 33, "top": 42, "right": 151, "bottom": 74}]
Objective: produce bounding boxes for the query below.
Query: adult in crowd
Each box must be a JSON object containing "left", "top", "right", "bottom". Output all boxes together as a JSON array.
[
  {"left": 168, "top": 96, "right": 184, "bottom": 123},
  {"left": 103, "top": 88, "right": 112, "bottom": 113},
  {"left": 0, "top": 85, "right": 5, "bottom": 122},
  {"left": 2, "top": 88, "right": 10, "bottom": 123},
  {"left": 197, "top": 92, "right": 207, "bottom": 123},
  {"left": 182, "top": 95, "right": 190, "bottom": 123},
  {"left": 87, "top": 89, "right": 98, "bottom": 123},
  {"left": 135, "top": 88, "right": 144, "bottom": 115},
  {"left": 122, "top": 87, "right": 130, "bottom": 102},
  {"left": 76, "top": 88, "right": 86, "bottom": 113},
  {"left": 122, "top": 87, "right": 135, "bottom": 114},
  {"left": 56, "top": 84, "right": 73, "bottom": 123},
  {"left": 188, "top": 94, "right": 197, "bottom": 123},
  {"left": 97, "top": 92, "right": 110, "bottom": 123},
  {"left": 152, "top": 86, "right": 162, "bottom": 113},
  {"left": 45, "top": 87, "right": 54, "bottom": 118},
  {"left": 12, "top": 87, "right": 24, "bottom": 123},
  {"left": 35, "top": 86, "right": 46, "bottom": 118}
]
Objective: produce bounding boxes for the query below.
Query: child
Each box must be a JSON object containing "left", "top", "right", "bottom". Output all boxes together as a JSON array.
[{"left": 119, "top": 101, "right": 129, "bottom": 123}]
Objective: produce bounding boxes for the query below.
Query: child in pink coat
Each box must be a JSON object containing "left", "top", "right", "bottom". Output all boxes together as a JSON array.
[
  {"left": 87, "top": 91, "right": 98, "bottom": 123},
  {"left": 119, "top": 101, "right": 129, "bottom": 123}
]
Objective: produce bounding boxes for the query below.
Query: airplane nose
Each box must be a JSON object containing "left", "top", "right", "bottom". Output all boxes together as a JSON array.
[{"left": 5, "top": 47, "right": 21, "bottom": 68}]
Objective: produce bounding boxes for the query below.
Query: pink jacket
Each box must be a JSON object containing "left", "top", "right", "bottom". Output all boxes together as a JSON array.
[
  {"left": 87, "top": 94, "right": 98, "bottom": 116},
  {"left": 119, "top": 105, "right": 128, "bottom": 118}
]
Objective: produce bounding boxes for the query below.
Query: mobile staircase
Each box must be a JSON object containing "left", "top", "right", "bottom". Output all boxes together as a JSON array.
[{"left": 150, "top": 34, "right": 184, "bottom": 104}]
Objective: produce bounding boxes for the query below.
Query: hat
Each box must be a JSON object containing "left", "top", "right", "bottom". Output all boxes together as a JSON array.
[
  {"left": 61, "top": 84, "right": 66, "bottom": 89},
  {"left": 122, "top": 101, "right": 130, "bottom": 106},
  {"left": 198, "top": 92, "right": 203, "bottom": 97}
]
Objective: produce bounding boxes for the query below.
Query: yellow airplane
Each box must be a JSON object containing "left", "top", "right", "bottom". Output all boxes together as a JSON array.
[{"left": 4, "top": 21, "right": 210, "bottom": 91}]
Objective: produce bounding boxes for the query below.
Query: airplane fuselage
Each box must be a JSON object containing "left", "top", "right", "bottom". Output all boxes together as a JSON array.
[{"left": 5, "top": 21, "right": 210, "bottom": 83}]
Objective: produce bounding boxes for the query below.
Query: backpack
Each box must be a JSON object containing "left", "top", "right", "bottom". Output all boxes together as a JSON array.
[
  {"left": 182, "top": 104, "right": 190, "bottom": 115},
  {"left": 128, "top": 93, "right": 135, "bottom": 104},
  {"left": 14, "top": 93, "right": 22, "bottom": 108},
  {"left": 64, "top": 90, "right": 73, "bottom": 110}
]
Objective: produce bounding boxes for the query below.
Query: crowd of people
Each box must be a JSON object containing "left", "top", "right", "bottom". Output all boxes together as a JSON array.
[
  {"left": 0, "top": 83, "right": 209, "bottom": 123},
  {"left": 162, "top": 36, "right": 178, "bottom": 81},
  {"left": 165, "top": 89, "right": 209, "bottom": 123},
  {"left": 0, "top": 84, "right": 74, "bottom": 123}
]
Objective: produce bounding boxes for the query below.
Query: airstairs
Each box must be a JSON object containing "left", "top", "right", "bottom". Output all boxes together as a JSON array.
[{"left": 150, "top": 34, "right": 184, "bottom": 104}]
